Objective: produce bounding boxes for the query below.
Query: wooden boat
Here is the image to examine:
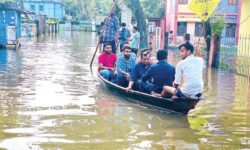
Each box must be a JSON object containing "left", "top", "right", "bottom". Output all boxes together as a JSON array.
[{"left": 98, "top": 73, "right": 202, "bottom": 115}]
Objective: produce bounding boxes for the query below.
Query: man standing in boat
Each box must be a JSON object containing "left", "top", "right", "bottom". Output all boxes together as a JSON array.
[
  {"left": 98, "top": 43, "right": 117, "bottom": 81},
  {"left": 140, "top": 50, "right": 175, "bottom": 98},
  {"left": 102, "top": 7, "right": 120, "bottom": 54},
  {"left": 125, "top": 50, "right": 152, "bottom": 91},
  {"left": 130, "top": 26, "right": 140, "bottom": 55},
  {"left": 156, "top": 42, "right": 204, "bottom": 98},
  {"left": 119, "top": 23, "right": 131, "bottom": 52},
  {"left": 116, "top": 46, "right": 136, "bottom": 87}
]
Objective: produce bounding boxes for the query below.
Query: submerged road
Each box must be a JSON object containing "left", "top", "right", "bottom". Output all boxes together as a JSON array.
[{"left": 0, "top": 32, "right": 250, "bottom": 149}]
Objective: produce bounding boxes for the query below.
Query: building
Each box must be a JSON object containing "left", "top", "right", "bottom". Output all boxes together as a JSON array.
[
  {"left": 237, "top": 0, "right": 250, "bottom": 76},
  {"left": 165, "top": 0, "right": 239, "bottom": 45},
  {"left": 0, "top": 2, "right": 27, "bottom": 47},
  {"left": 23, "top": 0, "right": 65, "bottom": 21}
]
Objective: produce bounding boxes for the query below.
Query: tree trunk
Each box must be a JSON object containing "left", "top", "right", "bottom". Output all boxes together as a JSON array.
[
  {"left": 209, "top": 34, "right": 221, "bottom": 68},
  {"left": 205, "top": 19, "right": 211, "bottom": 65},
  {"left": 127, "top": 0, "right": 148, "bottom": 48}
]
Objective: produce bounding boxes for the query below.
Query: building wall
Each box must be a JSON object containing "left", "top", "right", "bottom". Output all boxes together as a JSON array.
[
  {"left": 165, "top": 0, "right": 178, "bottom": 43},
  {"left": 0, "top": 10, "right": 7, "bottom": 46},
  {"left": 238, "top": 0, "right": 250, "bottom": 57},
  {"left": 165, "top": 0, "right": 240, "bottom": 45},
  {"left": 239, "top": 0, "right": 250, "bottom": 35},
  {"left": 0, "top": 10, "right": 21, "bottom": 46},
  {"left": 23, "top": 0, "right": 65, "bottom": 20}
]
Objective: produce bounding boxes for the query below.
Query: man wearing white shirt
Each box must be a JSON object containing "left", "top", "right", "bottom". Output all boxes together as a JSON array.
[{"left": 160, "top": 42, "right": 204, "bottom": 98}]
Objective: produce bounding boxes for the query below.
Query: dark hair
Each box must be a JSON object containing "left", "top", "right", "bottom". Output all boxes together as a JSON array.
[
  {"left": 121, "top": 23, "right": 126, "bottom": 27},
  {"left": 178, "top": 42, "right": 194, "bottom": 53},
  {"left": 101, "top": 22, "right": 104, "bottom": 26},
  {"left": 103, "top": 42, "right": 112, "bottom": 48},
  {"left": 133, "top": 26, "right": 138, "bottom": 31},
  {"left": 123, "top": 46, "right": 132, "bottom": 51},
  {"left": 141, "top": 49, "right": 150, "bottom": 58},
  {"left": 157, "top": 49, "right": 168, "bottom": 60}
]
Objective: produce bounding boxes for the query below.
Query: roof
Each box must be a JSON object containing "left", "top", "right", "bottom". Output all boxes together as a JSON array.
[{"left": 0, "top": 2, "right": 31, "bottom": 14}]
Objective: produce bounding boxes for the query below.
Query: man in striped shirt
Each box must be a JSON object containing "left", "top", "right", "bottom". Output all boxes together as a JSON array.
[{"left": 102, "top": 8, "right": 120, "bottom": 54}]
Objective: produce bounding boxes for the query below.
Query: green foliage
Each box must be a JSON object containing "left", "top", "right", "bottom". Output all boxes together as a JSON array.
[
  {"left": 63, "top": 0, "right": 96, "bottom": 21},
  {"left": 210, "top": 15, "right": 227, "bottom": 36},
  {"left": 63, "top": 0, "right": 165, "bottom": 21},
  {"left": 47, "top": 18, "right": 58, "bottom": 24},
  {"left": 141, "top": 0, "right": 165, "bottom": 18}
]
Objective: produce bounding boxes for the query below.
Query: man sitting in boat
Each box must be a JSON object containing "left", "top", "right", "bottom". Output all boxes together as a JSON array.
[
  {"left": 115, "top": 46, "right": 136, "bottom": 87},
  {"left": 140, "top": 50, "right": 175, "bottom": 98},
  {"left": 124, "top": 50, "right": 152, "bottom": 91},
  {"left": 98, "top": 43, "right": 117, "bottom": 81},
  {"left": 154, "top": 42, "right": 204, "bottom": 99}
]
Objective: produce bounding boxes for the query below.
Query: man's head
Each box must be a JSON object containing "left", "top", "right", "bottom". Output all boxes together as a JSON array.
[
  {"left": 101, "top": 22, "right": 104, "bottom": 27},
  {"left": 178, "top": 42, "right": 194, "bottom": 60},
  {"left": 141, "top": 50, "right": 150, "bottom": 65},
  {"left": 123, "top": 46, "right": 132, "bottom": 59},
  {"left": 103, "top": 43, "right": 112, "bottom": 54},
  {"left": 121, "top": 42, "right": 129, "bottom": 51},
  {"left": 157, "top": 49, "right": 168, "bottom": 61},
  {"left": 121, "top": 23, "right": 126, "bottom": 29},
  {"left": 133, "top": 26, "right": 138, "bottom": 33},
  {"left": 110, "top": 7, "right": 116, "bottom": 16}
]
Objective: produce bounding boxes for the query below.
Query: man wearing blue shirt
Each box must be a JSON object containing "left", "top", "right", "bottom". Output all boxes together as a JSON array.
[
  {"left": 119, "top": 23, "right": 131, "bottom": 52},
  {"left": 116, "top": 46, "right": 136, "bottom": 87},
  {"left": 141, "top": 50, "right": 175, "bottom": 97},
  {"left": 125, "top": 51, "right": 151, "bottom": 91},
  {"left": 131, "top": 26, "right": 140, "bottom": 55}
]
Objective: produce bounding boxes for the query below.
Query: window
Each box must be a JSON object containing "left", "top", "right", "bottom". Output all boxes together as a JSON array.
[
  {"left": 226, "top": 24, "right": 236, "bottom": 37},
  {"left": 39, "top": 5, "right": 44, "bottom": 12},
  {"left": 195, "top": 22, "right": 203, "bottom": 37},
  {"left": 178, "top": 0, "right": 188, "bottom": 4},
  {"left": 228, "top": 0, "right": 237, "bottom": 5},
  {"left": 177, "top": 22, "right": 187, "bottom": 36},
  {"left": 30, "top": 5, "right": 35, "bottom": 11}
]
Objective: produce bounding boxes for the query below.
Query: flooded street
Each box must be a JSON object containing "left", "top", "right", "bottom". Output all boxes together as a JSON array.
[{"left": 0, "top": 32, "right": 250, "bottom": 149}]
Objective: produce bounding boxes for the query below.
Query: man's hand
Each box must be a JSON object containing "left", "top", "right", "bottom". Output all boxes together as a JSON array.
[
  {"left": 195, "top": 46, "right": 203, "bottom": 57},
  {"left": 109, "top": 68, "right": 115, "bottom": 71},
  {"left": 124, "top": 86, "right": 132, "bottom": 92},
  {"left": 125, "top": 73, "right": 130, "bottom": 81}
]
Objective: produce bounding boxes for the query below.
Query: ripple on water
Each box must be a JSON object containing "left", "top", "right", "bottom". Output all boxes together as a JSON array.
[
  {"left": 18, "top": 109, "right": 97, "bottom": 116},
  {"left": 0, "top": 137, "right": 75, "bottom": 150}
]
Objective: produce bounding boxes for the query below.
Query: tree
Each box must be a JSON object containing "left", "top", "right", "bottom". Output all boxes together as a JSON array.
[
  {"left": 209, "top": 15, "right": 226, "bottom": 68},
  {"left": 125, "top": 0, "right": 148, "bottom": 48},
  {"left": 141, "top": 0, "right": 165, "bottom": 18}
]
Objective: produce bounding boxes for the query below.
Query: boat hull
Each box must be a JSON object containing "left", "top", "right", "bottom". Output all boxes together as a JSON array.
[{"left": 98, "top": 73, "right": 200, "bottom": 115}]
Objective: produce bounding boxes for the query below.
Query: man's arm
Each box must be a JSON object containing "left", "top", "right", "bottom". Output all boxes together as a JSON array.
[
  {"left": 173, "top": 63, "right": 181, "bottom": 88},
  {"left": 136, "top": 33, "right": 140, "bottom": 48},
  {"left": 114, "top": 17, "right": 120, "bottom": 42},
  {"left": 99, "top": 63, "right": 115, "bottom": 71},
  {"left": 195, "top": 46, "right": 203, "bottom": 57},
  {"left": 142, "top": 67, "right": 153, "bottom": 82},
  {"left": 125, "top": 81, "right": 134, "bottom": 91}
]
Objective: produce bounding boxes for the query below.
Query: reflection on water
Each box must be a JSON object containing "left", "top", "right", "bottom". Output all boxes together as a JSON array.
[{"left": 0, "top": 32, "right": 250, "bottom": 149}]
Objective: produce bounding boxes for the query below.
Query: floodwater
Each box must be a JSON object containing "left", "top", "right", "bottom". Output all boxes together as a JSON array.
[{"left": 0, "top": 32, "right": 250, "bottom": 150}]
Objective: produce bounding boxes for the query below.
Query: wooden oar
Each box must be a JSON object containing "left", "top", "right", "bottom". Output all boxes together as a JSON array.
[
  {"left": 89, "top": 2, "right": 118, "bottom": 71},
  {"left": 90, "top": 42, "right": 100, "bottom": 73}
]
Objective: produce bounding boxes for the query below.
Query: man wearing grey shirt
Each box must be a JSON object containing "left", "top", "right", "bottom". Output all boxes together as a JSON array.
[{"left": 157, "top": 42, "right": 204, "bottom": 98}]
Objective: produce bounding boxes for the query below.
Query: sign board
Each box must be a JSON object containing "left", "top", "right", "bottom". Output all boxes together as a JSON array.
[
  {"left": 6, "top": 25, "right": 16, "bottom": 45},
  {"left": 188, "top": 0, "right": 220, "bottom": 21}
]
